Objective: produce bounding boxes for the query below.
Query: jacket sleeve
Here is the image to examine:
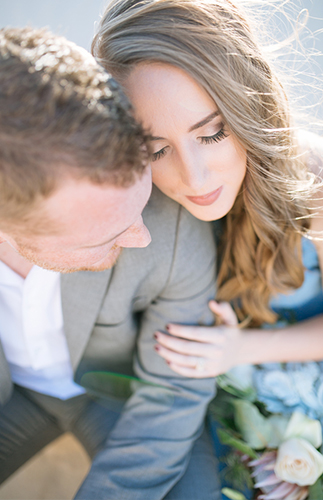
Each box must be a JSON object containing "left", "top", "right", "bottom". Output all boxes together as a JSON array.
[{"left": 75, "top": 207, "right": 217, "bottom": 500}]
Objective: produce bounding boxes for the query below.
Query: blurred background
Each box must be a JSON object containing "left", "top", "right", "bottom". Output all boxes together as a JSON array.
[
  {"left": 1, "top": 0, "right": 322, "bottom": 120},
  {"left": 1, "top": 0, "right": 105, "bottom": 50},
  {"left": 1, "top": 0, "right": 322, "bottom": 52},
  {"left": 0, "top": 1, "right": 322, "bottom": 499}
]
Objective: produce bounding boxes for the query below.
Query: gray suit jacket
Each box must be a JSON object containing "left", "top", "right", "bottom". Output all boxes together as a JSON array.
[{"left": 0, "top": 187, "right": 217, "bottom": 500}]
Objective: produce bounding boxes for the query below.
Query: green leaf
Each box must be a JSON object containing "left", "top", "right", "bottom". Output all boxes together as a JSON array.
[
  {"left": 209, "top": 390, "right": 236, "bottom": 421},
  {"left": 221, "top": 487, "right": 248, "bottom": 500},
  {"left": 233, "top": 400, "right": 272, "bottom": 450},
  {"left": 217, "top": 375, "right": 257, "bottom": 401},
  {"left": 267, "top": 414, "right": 289, "bottom": 448},
  {"left": 309, "top": 478, "right": 323, "bottom": 500},
  {"left": 222, "top": 452, "right": 254, "bottom": 490},
  {"left": 217, "top": 428, "right": 258, "bottom": 459},
  {"left": 80, "top": 371, "right": 174, "bottom": 403}
]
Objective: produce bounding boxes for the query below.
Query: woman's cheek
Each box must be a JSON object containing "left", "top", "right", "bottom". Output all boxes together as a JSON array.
[{"left": 152, "top": 166, "right": 177, "bottom": 198}]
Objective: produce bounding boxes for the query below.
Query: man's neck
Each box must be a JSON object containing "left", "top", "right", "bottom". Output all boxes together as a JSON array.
[{"left": 0, "top": 242, "right": 33, "bottom": 279}]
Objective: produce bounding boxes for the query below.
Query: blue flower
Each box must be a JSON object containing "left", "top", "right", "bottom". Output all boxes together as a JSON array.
[{"left": 252, "top": 362, "right": 323, "bottom": 421}]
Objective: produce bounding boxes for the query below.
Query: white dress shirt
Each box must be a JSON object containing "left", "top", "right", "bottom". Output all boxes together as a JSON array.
[{"left": 0, "top": 261, "right": 85, "bottom": 399}]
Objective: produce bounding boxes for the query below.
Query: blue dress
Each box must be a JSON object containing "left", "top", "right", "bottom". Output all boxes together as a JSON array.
[
  {"left": 252, "top": 237, "right": 323, "bottom": 419},
  {"left": 269, "top": 237, "right": 323, "bottom": 324},
  {"left": 210, "top": 238, "right": 323, "bottom": 497}
]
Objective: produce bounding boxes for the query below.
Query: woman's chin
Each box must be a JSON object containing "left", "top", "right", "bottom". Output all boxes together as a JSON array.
[{"left": 182, "top": 198, "right": 234, "bottom": 222}]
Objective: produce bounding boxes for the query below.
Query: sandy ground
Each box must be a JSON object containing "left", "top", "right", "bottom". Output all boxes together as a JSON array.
[{"left": 0, "top": 433, "right": 90, "bottom": 500}]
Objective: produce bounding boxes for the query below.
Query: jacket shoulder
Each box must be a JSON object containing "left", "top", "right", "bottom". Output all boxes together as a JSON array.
[{"left": 143, "top": 186, "right": 214, "bottom": 247}]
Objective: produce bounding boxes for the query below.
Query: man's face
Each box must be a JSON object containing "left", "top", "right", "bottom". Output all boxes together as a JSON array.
[{"left": 2, "top": 169, "right": 152, "bottom": 273}]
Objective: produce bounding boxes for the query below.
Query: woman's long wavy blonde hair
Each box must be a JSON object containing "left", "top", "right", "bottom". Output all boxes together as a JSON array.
[{"left": 93, "top": 0, "right": 317, "bottom": 325}]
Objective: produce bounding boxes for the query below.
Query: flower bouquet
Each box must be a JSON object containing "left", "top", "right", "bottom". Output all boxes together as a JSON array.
[{"left": 209, "top": 367, "right": 323, "bottom": 500}]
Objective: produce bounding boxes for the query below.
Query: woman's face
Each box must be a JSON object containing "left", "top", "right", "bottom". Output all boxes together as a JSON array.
[{"left": 124, "top": 63, "right": 247, "bottom": 221}]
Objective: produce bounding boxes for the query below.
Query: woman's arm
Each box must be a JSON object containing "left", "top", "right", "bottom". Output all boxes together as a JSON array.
[
  {"left": 154, "top": 301, "right": 323, "bottom": 378},
  {"left": 155, "top": 134, "right": 323, "bottom": 378}
]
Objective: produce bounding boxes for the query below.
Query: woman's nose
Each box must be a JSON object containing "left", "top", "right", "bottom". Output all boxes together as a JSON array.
[{"left": 178, "top": 152, "right": 209, "bottom": 190}]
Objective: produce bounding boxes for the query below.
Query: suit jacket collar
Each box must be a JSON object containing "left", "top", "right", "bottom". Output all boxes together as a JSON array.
[{"left": 61, "top": 269, "right": 113, "bottom": 370}]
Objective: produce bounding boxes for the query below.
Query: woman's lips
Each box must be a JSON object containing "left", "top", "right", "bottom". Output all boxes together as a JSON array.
[{"left": 186, "top": 186, "right": 223, "bottom": 206}]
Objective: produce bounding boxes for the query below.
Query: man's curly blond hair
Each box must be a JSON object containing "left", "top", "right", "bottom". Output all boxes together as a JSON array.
[{"left": 0, "top": 27, "right": 150, "bottom": 234}]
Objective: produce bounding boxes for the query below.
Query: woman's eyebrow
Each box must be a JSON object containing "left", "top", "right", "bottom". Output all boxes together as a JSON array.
[
  {"left": 188, "top": 111, "right": 219, "bottom": 132},
  {"left": 149, "top": 110, "right": 219, "bottom": 141}
]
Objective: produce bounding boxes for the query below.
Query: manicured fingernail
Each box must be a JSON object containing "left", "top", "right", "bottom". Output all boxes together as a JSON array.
[
  {"left": 166, "top": 360, "right": 171, "bottom": 365},
  {"left": 154, "top": 345, "right": 160, "bottom": 351},
  {"left": 154, "top": 333, "right": 159, "bottom": 339},
  {"left": 166, "top": 325, "right": 170, "bottom": 331}
]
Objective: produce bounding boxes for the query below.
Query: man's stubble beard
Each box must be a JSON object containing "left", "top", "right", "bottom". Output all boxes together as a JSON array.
[{"left": 16, "top": 244, "right": 123, "bottom": 273}]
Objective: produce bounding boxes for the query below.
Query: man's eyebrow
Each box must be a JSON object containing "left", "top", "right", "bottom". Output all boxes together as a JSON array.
[
  {"left": 188, "top": 111, "right": 219, "bottom": 132},
  {"left": 149, "top": 111, "right": 219, "bottom": 141},
  {"left": 150, "top": 135, "right": 165, "bottom": 141},
  {"left": 82, "top": 198, "right": 150, "bottom": 249},
  {"left": 82, "top": 229, "right": 127, "bottom": 249}
]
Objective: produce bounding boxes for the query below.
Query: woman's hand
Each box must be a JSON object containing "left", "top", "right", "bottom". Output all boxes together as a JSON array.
[{"left": 154, "top": 301, "right": 242, "bottom": 378}]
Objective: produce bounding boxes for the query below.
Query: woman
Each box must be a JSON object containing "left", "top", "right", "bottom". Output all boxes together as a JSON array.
[{"left": 92, "top": 0, "right": 323, "bottom": 401}]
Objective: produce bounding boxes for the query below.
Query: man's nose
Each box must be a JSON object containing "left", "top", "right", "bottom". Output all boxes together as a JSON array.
[{"left": 116, "top": 217, "right": 151, "bottom": 248}]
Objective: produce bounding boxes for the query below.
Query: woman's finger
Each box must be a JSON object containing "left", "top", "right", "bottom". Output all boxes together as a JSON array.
[
  {"left": 164, "top": 323, "right": 225, "bottom": 343},
  {"left": 209, "top": 300, "right": 238, "bottom": 326},
  {"left": 155, "top": 331, "right": 221, "bottom": 355},
  {"left": 154, "top": 344, "right": 203, "bottom": 368},
  {"left": 165, "top": 362, "right": 212, "bottom": 378}
]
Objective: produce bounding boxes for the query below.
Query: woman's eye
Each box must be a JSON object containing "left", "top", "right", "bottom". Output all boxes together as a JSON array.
[
  {"left": 151, "top": 147, "right": 168, "bottom": 162},
  {"left": 200, "top": 128, "right": 228, "bottom": 145}
]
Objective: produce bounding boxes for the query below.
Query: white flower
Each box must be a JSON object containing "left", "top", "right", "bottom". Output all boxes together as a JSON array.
[
  {"left": 283, "top": 411, "right": 322, "bottom": 448},
  {"left": 249, "top": 451, "right": 309, "bottom": 500},
  {"left": 275, "top": 437, "right": 323, "bottom": 486}
]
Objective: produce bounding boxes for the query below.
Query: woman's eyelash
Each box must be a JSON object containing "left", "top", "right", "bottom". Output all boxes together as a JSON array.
[
  {"left": 151, "top": 127, "right": 228, "bottom": 161},
  {"left": 152, "top": 147, "right": 168, "bottom": 162},
  {"left": 200, "top": 128, "right": 228, "bottom": 145}
]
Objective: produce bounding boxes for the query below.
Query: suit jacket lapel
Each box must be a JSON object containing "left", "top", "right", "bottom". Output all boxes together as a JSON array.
[{"left": 61, "top": 269, "right": 113, "bottom": 370}]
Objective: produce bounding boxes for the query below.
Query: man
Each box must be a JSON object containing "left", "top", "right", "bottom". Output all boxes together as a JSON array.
[{"left": 0, "top": 27, "right": 219, "bottom": 499}]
